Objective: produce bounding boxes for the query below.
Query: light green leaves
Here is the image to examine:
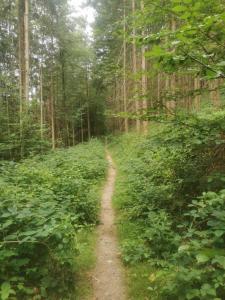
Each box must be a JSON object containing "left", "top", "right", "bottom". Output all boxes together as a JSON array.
[
  {"left": 0, "top": 282, "right": 14, "bottom": 300},
  {"left": 172, "top": 5, "right": 187, "bottom": 13},
  {"left": 201, "top": 283, "right": 216, "bottom": 297},
  {"left": 0, "top": 140, "right": 107, "bottom": 298},
  {"left": 196, "top": 253, "right": 210, "bottom": 264},
  {"left": 212, "top": 256, "right": 225, "bottom": 269},
  {"left": 145, "top": 45, "right": 168, "bottom": 58}
]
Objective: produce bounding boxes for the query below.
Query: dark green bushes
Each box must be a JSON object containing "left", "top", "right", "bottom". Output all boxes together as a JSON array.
[
  {"left": 156, "top": 190, "right": 225, "bottom": 299},
  {"left": 0, "top": 140, "right": 107, "bottom": 300},
  {"left": 111, "top": 110, "right": 225, "bottom": 299}
]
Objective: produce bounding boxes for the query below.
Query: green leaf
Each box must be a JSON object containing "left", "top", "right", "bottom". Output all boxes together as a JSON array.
[
  {"left": 201, "top": 284, "right": 216, "bottom": 297},
  {"left": 186, "top": 289, "right": 200, "bottom": 299},
  {"left": 172, "top": 5, "right": 186, "bottom": 13},
  {"left": 214, "top": 230, "right": 224, "bottom": 238},
  {"left": 212, "top": 256, "right": 225, "bottom": 268},
  {"left": 217, "top": 61, "right": 225, "bottom": 67},
  {"left": 1, "top": 282, "right": 12, "bottom": 300},
  {"left": 178, "top": 244, "right": 190, "bottom": 252},
  {"left": 196, "top": 253, "right": 210, "bottom": 264},
  {"left": 145, "top": 46, "right": 168, "bottom": 58}
]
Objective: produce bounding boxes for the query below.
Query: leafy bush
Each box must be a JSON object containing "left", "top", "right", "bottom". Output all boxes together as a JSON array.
[
  {"left": 111, "top": 110, "right": 225, "bottom": 299},
  {"left": 0, "top": 140, "right": 107, "bottom": 299},
  {"left": 152, "top": 190, "right": 225, "bottom": 299}
]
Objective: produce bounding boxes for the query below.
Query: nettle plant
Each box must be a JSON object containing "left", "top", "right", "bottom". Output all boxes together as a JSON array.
[
  {"left": 114, "top": 111, "right": 225, "bottom": 299},
  {"left": 151, "top": 190, "right": 225, "bottom": 300},
  {"left": 0, "top": 140, "right": 106, "bottom": 299}
]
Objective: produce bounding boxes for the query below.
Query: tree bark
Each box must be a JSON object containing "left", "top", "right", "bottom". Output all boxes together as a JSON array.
[
  {"left": 210, "top": 79, "right": 221, "bottom": 107},
  {"left": 40, "top": 66, "right": 44, "bottom": 140},
  {"left": 141, "top": 1, "right": 148, "bottom": 133},
  {"left": 132, "top": 0, "right": 141, "bottom": 132},
  {"left": 170, "top": 18, "right": 177, "bottom": 111},
  {"left": 194, "top": 77, "right": 201, "bottom": 111},
  {"left": 123, "top": 0, "right": 128, "bottom": 133},
  {"left": 18, "top": 0, "right": 29, "bottom": 158},
  {"left": 18, "top": 0, "right": 29, "bottom": 104},
  {"left": 50, "top": 74, "right": 56, "bottom": 150},
  {"left": 86, "top": 68, "right": 91, "bottom": 140}
]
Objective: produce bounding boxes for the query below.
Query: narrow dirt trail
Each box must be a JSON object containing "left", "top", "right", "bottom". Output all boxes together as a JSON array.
[{"left": 91, "top": 153, "right": 126, "bottom": 300}]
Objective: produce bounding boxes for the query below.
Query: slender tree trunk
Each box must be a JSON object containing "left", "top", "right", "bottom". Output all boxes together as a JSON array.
[
  {"left": 123, "top": 0, "right": 128, "bottom": 133},
  {"left": 141, "top": 1, "right": 148, "bottom": 133},
  {"left": 18, "top": 0, "right": 29, "bottom": 158},
  {"left": 194, "top": 77, "right": 201, "bottom": 111},
  {"left": 157, "top": 73, "right": 161, "bottom": 109},
  {"left": 81, "top": 113, "right": 84, "bottom": 143},
  {"left": 6, "top": 98, "right": 12, "bottom": 159},
  {"left": 60, "top": 50, "right": 69, "bottom": 146},
  {"left": 170, "top": 18, "right": 176, "bottom": 112},
  {"left": 50, "top": 74, "right": 56, "bottom": 150},
  {"left": 87, "top": 104, "right": 91, "bottom": 140},
  {"left": 40, "top": 66, "right": 44, "bottom": 140},
  {"left": 72, "top": 126, "right": 75, "bottom": 146},
  {"left": 165, "top": 75, "right": 170, "bottom": 114},
  {"left": 132, "top": 0, "right": 140, "bottom": 132},
  {"left": 86, "top": 68, "right": 91, "bottom": 140},
  {"left": 66, "top": 123, "right": 70, "bottom": 146},
  {"left": 210, "top": 79, "right": 221, "bottom": 107},
  {"left": 115, "top": 79, "right": 120, "bottom": 131},
  {"left": 18, "top": 0, "right": 29, "bottom": 104}
]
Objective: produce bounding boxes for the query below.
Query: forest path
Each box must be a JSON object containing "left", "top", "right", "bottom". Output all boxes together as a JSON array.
[{"left": 91, "top": 152, "right": 126, "bottom": 300}]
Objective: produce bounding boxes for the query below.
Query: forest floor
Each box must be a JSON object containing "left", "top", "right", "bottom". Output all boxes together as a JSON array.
[{"left": 91, "top": 153, "right": 127, "bottom": 300}]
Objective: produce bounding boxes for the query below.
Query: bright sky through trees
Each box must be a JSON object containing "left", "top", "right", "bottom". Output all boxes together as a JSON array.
[{"left": 69, "top": 0, "right": 95, "bottom": 35}]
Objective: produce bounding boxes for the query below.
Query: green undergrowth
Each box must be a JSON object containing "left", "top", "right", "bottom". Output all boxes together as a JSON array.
[
  {"left": 111, "top": 110, "right": 225, "bottom": 300},
  {"left": 74, "top": 229, "right": 97, "bottom": 300},
  {"left": 0, "top": 140, "right": 107, "bottom": 300},
  {"left": 112, "top": 133, "right": 155, "bottom": 300},
  {"left": 113, "top": 163, "right": 154, "bottom": 300}
]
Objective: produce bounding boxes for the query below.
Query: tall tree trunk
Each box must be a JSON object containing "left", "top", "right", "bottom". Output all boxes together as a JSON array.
[
  {"left": 6, "top": 98, "right": 12, "bottom": 159},
  {"left": 194, "top": 77, "right": 201, "bottom": 111},
  {"left": 170, "top": 18, "right": 176, "bottom": 112},
  {"left": 165, "top": 74, "right": 170, "bottom": 114},
  {"left": 141, "top": 1, "right": 148, "bottom": 133},
  {"left": 66, "top": 122, "right": 70, "bottom": 146},
  {"left": 86, "top": 68, "right": 91, "bottom": 140},
  {"left": 132, "top": 0, "right": 140, "bottom": 132},
  {"left": 18, "top": 0, "right": 29, "bottom": 104},
  {"left": 60, "top": 50, "right": 69, "bottom": 146},
  {"left": 123, "top": 0, "right": 128, "bottom": 133},
  {"left": 18, "top": 0, "right": 29, "bottom": 158},
  {"left": 81, "top": 112, "right": 84, "bottom": 143},
  {"left": 157, "top": 73, "right": 161, "bottom": 112},
  {"left": 210, "top": 79, "right": 221, "bottom": 107},
  {"left": 40, "top": 66, "right": 44, "bottom": 140},
  {"left": 72, "top": 126, "right": 75, "bottom": 146},
  {"left": 50, "top": 74, "right": 56, "bottom": 150},
  {"left": 87, "top": 104, "right": 91, "bottom": 140}
]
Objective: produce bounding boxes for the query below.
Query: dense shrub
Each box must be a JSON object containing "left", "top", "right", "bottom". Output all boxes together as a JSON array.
[
  {"left": 0, "top": 140, "right": 106, "bottom": 299},
  {"left": 111, "top": 110, "right": 225, "bottom": 299}
]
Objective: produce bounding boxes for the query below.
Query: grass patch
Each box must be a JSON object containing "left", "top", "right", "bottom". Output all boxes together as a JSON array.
[
  {"left": 74, "top": 228, "right": 97, "bottom": 300},
  {"left": 111, "top": 137, "right": 154, "bottom": 300},
  {"left": 113, "top": 170, "right": 154, "bottom": 300},
  {"left": 126, "top": 264, "right": 153, "bottom": 300}
]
